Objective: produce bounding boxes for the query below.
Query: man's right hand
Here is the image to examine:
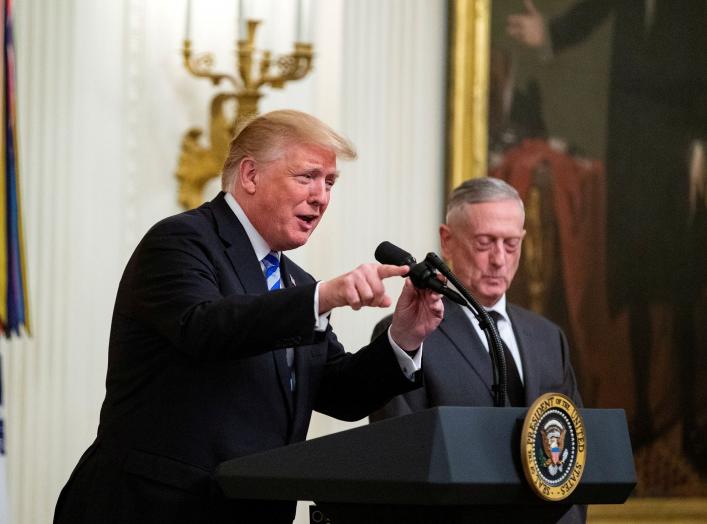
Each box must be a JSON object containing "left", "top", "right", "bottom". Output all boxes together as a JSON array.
[
  {"left": 507, "top": 0, "right": 547, "bottom": 48},
  {"left": 318, "top": 264, "right": 409, "bottom": 313}
]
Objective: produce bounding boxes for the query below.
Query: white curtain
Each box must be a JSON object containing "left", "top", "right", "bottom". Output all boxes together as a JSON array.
[{"left": 2, "top": 1, "right": 446, "bottom": 522}]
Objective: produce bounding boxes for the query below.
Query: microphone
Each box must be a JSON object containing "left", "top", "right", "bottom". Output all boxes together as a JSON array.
[
  {"left": 374, "top": 242, "right": 466, "bottom": 305},
  {"left": 376, "top": 243, "right": 507, "bottom": 406},
  {"left": 374, "top": 241, "right": 416, "bottom": 267}
]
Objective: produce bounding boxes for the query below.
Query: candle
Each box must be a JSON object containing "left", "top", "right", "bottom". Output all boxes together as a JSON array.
[
  {"left": 237, "top": 0, "right": 247, "bottom": 41},
  {"left": 296, "top": 0, "right": 311, "bottom": 42},
  {"left": 184, "top": 0, "right": 192, "bottom": 41}
]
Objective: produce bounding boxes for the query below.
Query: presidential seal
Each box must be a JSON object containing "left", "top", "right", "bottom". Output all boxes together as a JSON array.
[{"left": 521, "top": 392, "right": 586, "bottom": 501}]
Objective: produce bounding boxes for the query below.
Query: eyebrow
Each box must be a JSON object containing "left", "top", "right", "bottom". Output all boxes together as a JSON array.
[{"left": 292, "top": 167, "right": 340, "bottom": 178}]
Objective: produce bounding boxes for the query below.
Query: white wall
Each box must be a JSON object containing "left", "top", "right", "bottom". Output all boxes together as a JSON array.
[{"left": 2, "top": 1, "right": 446, "bottom": 522}]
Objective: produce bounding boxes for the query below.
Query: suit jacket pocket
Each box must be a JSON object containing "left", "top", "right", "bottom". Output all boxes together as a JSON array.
[{"left": 123, "top": 448, "right": 211, "bottom": 494}]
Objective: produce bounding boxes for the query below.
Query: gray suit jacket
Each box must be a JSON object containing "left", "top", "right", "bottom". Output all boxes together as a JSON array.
[
  {"left": 371, "top": 297, "right": 581, "bottom": 417},
  {"left": 370, "top": 297, "right": 585, "bottom": 523}
]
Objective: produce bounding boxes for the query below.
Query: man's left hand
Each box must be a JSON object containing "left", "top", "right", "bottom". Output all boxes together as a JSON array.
[{"left": 389, "top": 279, "right": 444, "bottom": 352}]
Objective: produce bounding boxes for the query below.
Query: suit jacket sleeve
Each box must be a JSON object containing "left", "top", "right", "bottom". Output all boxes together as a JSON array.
[
  {"left": 316, "top": 326, "right": 423, "bottom": 422},
  {"left": 117, "top": 217, "right": 321, "bottom": 362},
  {"left": 367, "top": 314, "right": 428, "bottom": 422},
  {"left": 115, "top": 210, "right": 423, "bottom": 422},
  {"left": 548, "top": 0, "right": 613, "bottom": 54}
]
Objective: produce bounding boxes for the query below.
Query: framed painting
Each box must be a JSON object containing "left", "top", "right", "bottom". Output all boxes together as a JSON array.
[{"left": 447, "top": 0, "right": 707, "bottom": 520}]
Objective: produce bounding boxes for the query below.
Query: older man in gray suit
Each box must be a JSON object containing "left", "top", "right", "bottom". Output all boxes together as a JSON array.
[{"left": 370, "top": 177, "right": 585, "bottom": 522}]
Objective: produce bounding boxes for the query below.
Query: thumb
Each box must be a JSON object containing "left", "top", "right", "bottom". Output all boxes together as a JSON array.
[{"left": 524, "top": 0, "right": 538, "bottom": 15}]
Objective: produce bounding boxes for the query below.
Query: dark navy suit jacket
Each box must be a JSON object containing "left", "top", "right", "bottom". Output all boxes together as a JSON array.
[{"left": 55, "top": 192, "right": 420, "bottom": 524}]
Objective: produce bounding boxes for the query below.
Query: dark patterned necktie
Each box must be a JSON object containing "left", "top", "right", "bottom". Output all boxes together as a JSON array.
[{"left": 488, "top": 310, "right": 525, "bottom": 407}]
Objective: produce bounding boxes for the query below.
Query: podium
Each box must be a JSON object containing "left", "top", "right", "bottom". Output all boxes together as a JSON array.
[{"left": 216, "top": 407, "right": 636, "bottom": 523}]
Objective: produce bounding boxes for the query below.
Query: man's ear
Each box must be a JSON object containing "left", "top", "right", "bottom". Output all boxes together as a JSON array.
[
  {"left": 238, "top": 157, "right": 258, "bottom": 195},
  {"left": 439, "top": 224, "right": 452, "bottom": 259}
]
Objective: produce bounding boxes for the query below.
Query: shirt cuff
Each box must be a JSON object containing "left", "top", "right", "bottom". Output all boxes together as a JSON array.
[
  {"left": 313, "top": 281, "right": 330, "bottom": 332},
  {"left": 388, "top": 327, "right": 423, "bottom": 380}
]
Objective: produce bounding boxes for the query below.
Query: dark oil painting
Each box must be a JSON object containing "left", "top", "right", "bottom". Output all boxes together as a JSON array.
[{"left": 486, "top": 0, "right": 707, "bottom": 497}]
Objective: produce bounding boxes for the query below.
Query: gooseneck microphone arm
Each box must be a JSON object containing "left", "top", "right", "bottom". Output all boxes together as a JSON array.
[
  {"left": 374, "top": 242, "right": 507, "bottom": 407},
  {"left": 424, "top": 252, "right": 508, "bottom": 408}
]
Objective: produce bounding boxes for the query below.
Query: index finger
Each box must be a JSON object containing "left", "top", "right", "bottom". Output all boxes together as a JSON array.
[
  {"left": 524, "top": 0, "right": 538, "bottom": 15},
  {"left": 376, "top": 264, "right": 409, "bottom": 279}
]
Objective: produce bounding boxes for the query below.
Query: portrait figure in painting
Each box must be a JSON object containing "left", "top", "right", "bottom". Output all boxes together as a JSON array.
[{"left": 487, "top": 0, "right": 707, "bottom": 496}]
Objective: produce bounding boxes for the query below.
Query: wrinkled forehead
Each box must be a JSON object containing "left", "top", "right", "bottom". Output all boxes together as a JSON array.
[{"left": 451, "top": 199, "right": 525, "bottom": 231}]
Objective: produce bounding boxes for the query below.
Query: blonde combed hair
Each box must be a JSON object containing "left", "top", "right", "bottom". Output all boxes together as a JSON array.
[{"left": 221, "top": 109, "right": 357, "bottom": 191}]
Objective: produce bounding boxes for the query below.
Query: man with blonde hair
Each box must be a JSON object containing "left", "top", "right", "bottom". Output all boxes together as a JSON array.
[{"left": 55, "top": 110, "right": 443, "bottom": 524}]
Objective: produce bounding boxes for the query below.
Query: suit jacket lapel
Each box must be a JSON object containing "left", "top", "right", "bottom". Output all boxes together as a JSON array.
[
  {"left": 507, "top": 305, "right": 539, "bottom": 405},
  {"left": 211, "top": 192, "right": 295, "bottom": 415},
  {"left": 211, "top": 192, "right": 267, "bottom": 295},
  {"left": 439, "top": 299, "right": 496, "bottom": 402}
]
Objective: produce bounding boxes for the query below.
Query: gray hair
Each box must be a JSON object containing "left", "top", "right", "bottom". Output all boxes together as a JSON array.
[{"left": 446, "top": 177, "right": 524, "bottom": 224}]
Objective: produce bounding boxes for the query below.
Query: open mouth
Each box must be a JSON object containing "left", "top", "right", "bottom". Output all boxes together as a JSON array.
[{"left": 297, "top": 214, "right": 318, "bottom": 226}]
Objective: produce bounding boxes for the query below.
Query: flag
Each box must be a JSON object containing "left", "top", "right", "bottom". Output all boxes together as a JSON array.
[
  {"left": 1, "top": 0, "right": 29, "bottom": 337},
  {"left": 1, "top": 0, "right": 29, "bottom": 521}
]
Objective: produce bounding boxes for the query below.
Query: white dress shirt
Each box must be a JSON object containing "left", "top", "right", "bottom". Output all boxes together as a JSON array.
[{"left": 462, "top": 294, "right": 524, "bottom": 384}]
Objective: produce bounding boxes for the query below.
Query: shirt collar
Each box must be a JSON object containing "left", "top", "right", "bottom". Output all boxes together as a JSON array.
[
  {"left": 484, "top": 294, "right": 508, "bottom": 322},
  {"left": 224, "top": 192, "right": 278, "bottom": 263}
]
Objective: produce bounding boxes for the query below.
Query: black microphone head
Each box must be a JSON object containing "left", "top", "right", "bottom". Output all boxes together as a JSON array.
[
  {"left": 425, "top": 252, "right": 451, "bottom": 273},
  {"left": 375, "top": 241, "right": 416, "bottom": 267}
]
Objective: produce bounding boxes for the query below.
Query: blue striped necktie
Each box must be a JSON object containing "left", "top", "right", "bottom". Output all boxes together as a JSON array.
[
  {"left": 261, "top": 251, "right": 295, "bottom": 390},
  {"left": 262, "top": 251, "right": 281, "bottom": 291}
]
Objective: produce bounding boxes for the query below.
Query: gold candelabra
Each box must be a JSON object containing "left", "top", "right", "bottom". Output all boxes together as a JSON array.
[{"left": 176, "top": 20, "right": 314, "bottom": 209}]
